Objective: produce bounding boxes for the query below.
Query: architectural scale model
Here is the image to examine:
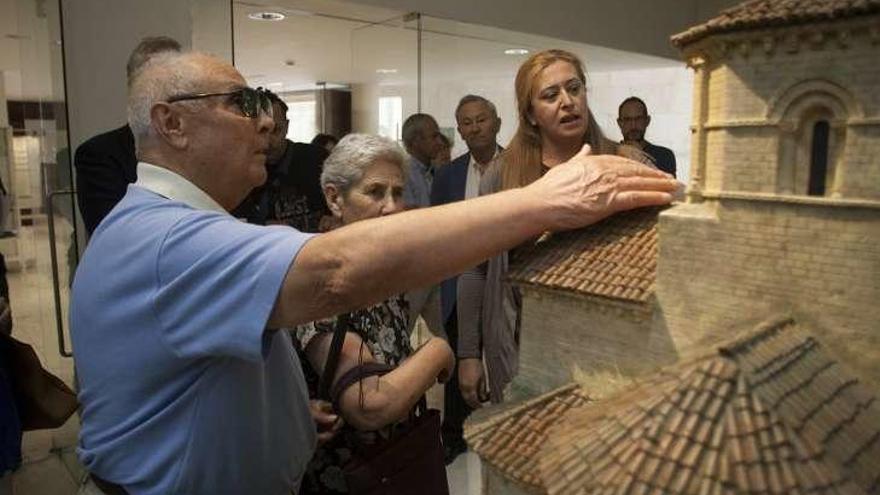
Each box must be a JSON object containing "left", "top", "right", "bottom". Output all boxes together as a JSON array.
[{"left": 467, "top": 0, "right": 880, "bottom": 492}]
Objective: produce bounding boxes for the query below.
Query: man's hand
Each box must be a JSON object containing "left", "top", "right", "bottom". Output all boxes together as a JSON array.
[
  {"left": 527, "top": 144, "right": 678, "bottom": 232},
  {"left": 458, "top": 358, "right": 486, "bottom": 409},
  {"left": 309, "top": 399, "right": 342, "bottom": 446}
]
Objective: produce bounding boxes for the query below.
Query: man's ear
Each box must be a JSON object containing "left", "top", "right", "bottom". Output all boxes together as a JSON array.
[
  {"left": 151, "top": 103, "right": 188, "bottom": 150},
  {"left": 323, "top": 184, "right": 344, "bottom": 218},
  {"left": 493, "top": 117, "right": 502, "bottom": 134},
  {"left": 645, "top": 115, "right": 652, "bottom": 127}
]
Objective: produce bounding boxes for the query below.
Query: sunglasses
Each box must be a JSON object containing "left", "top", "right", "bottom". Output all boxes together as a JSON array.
[{"left": 166, "top": 86, "right": 273, "bottom": 119}]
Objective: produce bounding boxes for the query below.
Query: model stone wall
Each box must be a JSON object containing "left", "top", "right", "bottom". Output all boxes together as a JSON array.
[
  {"left": 694, "top": 18, "right": 880, "bottom": 199},
  {"left": 840, "top": 126, "right": 880, "bottom": 198},
  {"left": 656, "top": 199, "right": 880, "bottom": 385},
  {"left": 514, "top": 288, "right": 678, "bottom": 398}
]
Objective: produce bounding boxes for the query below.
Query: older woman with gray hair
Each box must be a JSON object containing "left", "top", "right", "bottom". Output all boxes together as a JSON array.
[{"left": 292, "top": 133, "right": 451, "bottom": 494}]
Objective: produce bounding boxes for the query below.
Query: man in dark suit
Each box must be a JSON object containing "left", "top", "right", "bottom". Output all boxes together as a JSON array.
[
  {"left": 75, "top": 36, "right": 181, "bottom": 235},
  {"left": 430, "top": 94, "right": 501, "bottom": 463},
  {"left": 617, "top": 96, "right": 677, "bottom": 177}
]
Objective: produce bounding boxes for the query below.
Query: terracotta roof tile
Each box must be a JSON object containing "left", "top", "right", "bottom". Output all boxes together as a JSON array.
[
  {"left": 508, "top": 207, "right": 665, "bottom": 304},
  {"left": 532, "top": 317, "right": 880, "bottom": 495},
  {"left": 672, "top": 0, "right": 880, "bottom": 47},
  {"left": 469, "top": 317, "right": 880, "bottom": 494},
  {"left": 464, "top": 383, "right": 591, "bottom": 492}
]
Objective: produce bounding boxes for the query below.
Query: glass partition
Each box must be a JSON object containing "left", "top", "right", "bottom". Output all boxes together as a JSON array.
[
  {"left": 349, "top": 13, "right": 419, "bottom": 141},
  {"left": 1, "top": 0, "right": 81, "bottom": 487},
  {"left": 232, "top": 4, "right": 691, "bottom": 181},
  {"left": 418, "top": 15, "right": 693, "bottom": 180}
]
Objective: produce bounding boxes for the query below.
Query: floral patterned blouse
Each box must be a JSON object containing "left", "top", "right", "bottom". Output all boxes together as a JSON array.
[{"left": 291, "top": 294, "right": 411, "bottom": 494}]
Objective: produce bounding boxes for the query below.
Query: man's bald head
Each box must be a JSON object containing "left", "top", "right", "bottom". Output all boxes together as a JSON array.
[
  {"left": 127, "top": 52, "right": 243, "bottom": 151},
  {"left": 126, "top": 51, "right": 273, "bottom": 210}
]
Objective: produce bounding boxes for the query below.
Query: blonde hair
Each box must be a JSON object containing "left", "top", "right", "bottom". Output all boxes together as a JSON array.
[{"left": 501, "top": 49, "right": 617, "bottom": 190}]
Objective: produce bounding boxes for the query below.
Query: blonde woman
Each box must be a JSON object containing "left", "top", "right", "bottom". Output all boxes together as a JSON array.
[{"left": 457, "top": 49, "right": 660, "bottom": 407}]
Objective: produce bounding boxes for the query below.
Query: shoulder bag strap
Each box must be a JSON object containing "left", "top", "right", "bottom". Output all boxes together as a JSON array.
[{"left": 318, "top": 313, "right": 350, "bottom": 402}]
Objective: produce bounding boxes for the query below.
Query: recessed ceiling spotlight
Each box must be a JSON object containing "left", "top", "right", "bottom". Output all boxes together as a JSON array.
[
  {"left": 504, "top": 48, "right": 529, "bottom": 55},
  {"left": 248, "top": 12, "right": 285, "bottom": 21},
  {"left": 375, "top": 68, "right": 398, "bottom": 74}
]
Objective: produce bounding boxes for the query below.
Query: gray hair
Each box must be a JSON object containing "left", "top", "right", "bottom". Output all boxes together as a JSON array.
[
  {"left": 321, "top": 134, "right": 407, "bottom": 193},
  {"left": 126, "top": 36, "right": 182, "bottom": 86},
  {"left": 127, "top": 51, "right": 217, "bottom": 151},
  {"left": 454, "top": 94, "right": 498, "bottom": 122},
  {"left": 401, "top": 113, "right": 437, "bottom": 149}
]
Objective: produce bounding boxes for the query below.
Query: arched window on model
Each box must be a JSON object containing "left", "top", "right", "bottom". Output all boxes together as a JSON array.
[
  {"left": 808, "top": 120, "right": 830, "bottom": 196},
  {"left": 771, "top": 81, "right": 855, "bottom": 198}
]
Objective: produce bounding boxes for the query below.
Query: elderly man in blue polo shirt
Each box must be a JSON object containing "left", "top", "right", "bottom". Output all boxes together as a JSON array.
[{"left": 71, "top": 51, "right": 678, "bottom": 495}]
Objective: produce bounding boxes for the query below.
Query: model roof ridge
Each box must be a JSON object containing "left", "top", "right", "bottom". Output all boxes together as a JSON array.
[
  {"left": 671, "top": 0, "right": 880, "bottom": 47},
  {"left": 467, "top": 316, "right": 880, "bottom": 494},
  {"left": 532, "top": 316, "right": 880, "bottom": 494},
  {"left": 465, "top": 382, "right": 588, "bottom": 442}
]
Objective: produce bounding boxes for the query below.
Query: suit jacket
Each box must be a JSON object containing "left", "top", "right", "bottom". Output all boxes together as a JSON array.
[
  {"left": 429, "top": 152, "right": 474, "bottom": 324},
  {"left": 74, "top": 124, "right": 138, "bottom": 235}
]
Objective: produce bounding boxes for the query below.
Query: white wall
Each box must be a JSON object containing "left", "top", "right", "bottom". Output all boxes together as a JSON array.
[
  {"left": 61, "top": 0, "right": 192, "bottom": 152},
  {"left": 61, "top": 0, "right": 232, "bottom": 153},
  {"left": 589, "top": 67, "right": 694, "bottom": 183},
  {"left": 415, "top": 66, "right": 693, "bottom": 183}
]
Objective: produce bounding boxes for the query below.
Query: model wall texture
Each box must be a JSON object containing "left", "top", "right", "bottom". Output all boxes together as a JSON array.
[
  {"left": 515, "top": 288, "right": 678, "bottom": 398},
  {"left": 699, "top": 19, "right": 880, "bottom": 198},
  {"left": 657, "top": 200, "right": 880, "bottom": 386}
]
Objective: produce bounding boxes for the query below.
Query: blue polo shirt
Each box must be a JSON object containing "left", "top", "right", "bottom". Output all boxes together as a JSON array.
[{"left": 71, "top": 163, "right": 316, "bottom": 494}]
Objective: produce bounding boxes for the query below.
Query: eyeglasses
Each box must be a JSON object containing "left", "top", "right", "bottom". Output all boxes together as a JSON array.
[{"left": 166, "top": 87, "right": 273, "bottom": 119}]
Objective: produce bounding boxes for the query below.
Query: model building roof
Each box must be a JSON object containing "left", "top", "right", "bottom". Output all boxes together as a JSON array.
[
  {"left": 672, "top": 0, "right": 880, "bottom": 47},
  {"left": 537, "top": 317, "right": 880, "bottom": 495},
  {"left": 464, "top": 384, "right": 591, "bottom": 493},
  {"left": 507, "top": 206, "right": 663, "bottom": 304}
]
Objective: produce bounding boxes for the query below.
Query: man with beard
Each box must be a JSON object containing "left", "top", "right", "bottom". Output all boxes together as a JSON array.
[
  {"left": 232, "top": 92, "right": 330, "bottom": 232},
  {"left": 617, "top": 96, "right": 677, "bottom": 177}
]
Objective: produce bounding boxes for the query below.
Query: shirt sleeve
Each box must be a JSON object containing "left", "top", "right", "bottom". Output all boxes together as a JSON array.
[{"left": 153, "top": 212, "right": 313, "bottom": 362}]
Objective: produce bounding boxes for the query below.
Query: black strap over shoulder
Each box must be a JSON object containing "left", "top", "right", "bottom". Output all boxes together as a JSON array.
[
  {"left": 317, "top": 312, "right": 428, "bottom": 425},
  {"left": 318, "top": 313, "right": 350, "bottom": 401},
  {"left": 330, "top": 362, "right": 394, "bottom": 413}
]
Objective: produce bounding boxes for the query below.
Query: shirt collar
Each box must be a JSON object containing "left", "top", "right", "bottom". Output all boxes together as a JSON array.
[
  {"left": 468, "top": 145, "right": 501, "bottom": 171},
  {"left": 134, "top": 162, "right": 227, "bottom": 214},
  {"left": 410, "top": 157, "right": 435, "bottom": 178}
]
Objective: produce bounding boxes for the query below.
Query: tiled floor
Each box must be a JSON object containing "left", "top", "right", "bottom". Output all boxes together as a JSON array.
[
  {"left": 5, "top": 214, "right": 83, "bottom": 494},
  {"left": 5, "top": 216, "right": 482, "bottom": 494}
]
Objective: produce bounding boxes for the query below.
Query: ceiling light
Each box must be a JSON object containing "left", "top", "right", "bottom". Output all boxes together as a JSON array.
[
  {"left": 248, "top": 12, "right": 285, "bottom": 21},
  {"left": 375, "top": 69, "right": 398, "bottom": 74},
  {"left": 267, "top": 82, "right": 283, "bottom": 87},
  {"left": 504, "top": 48, "right": 529, "bottom": 55}
]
